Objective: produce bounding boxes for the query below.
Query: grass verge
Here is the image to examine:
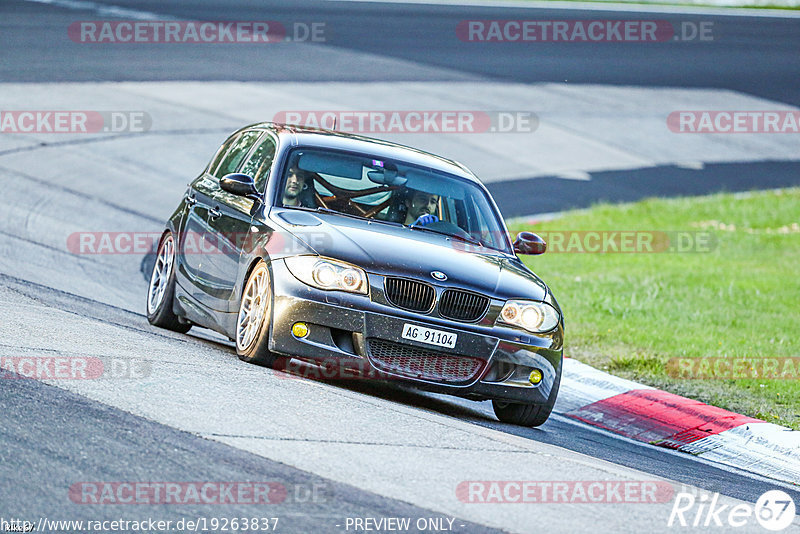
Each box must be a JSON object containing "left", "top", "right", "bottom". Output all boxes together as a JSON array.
[{"left": 509, "top": 188, "right": 800, "bottom": 430}]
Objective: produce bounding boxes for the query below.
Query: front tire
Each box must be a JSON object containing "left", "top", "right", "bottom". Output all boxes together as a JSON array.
[
  {"left": 235, "top": 261, "right": 278, "bottom": 367},
  {"left": 146, "top": 232, "right": 191, "bottom": 333},
  {"left": 492, "top": 369, "right": 561, "bottom": 427}
]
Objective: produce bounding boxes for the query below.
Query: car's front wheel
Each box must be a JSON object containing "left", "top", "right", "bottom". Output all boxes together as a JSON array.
[
  {"left": 235, "top": 261, "right": 278, "bottom": 367},
  {"left": 146, "top": 232, "right": 191, "bottom": 333},
  {"left": 492, "top": 370, "right": 561, "bottom": 427}
]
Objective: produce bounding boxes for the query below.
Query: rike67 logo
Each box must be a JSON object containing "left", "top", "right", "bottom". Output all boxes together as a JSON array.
[{"left": 669, "top": 490, "right": 796, "bottom": 531}]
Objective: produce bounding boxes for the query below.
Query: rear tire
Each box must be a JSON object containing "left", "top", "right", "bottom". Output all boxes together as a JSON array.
[
  {"left": 492, "top": 368, "right": 561, "bottom": 427},
  {"left": 146, "top": 232, "right": 191, "bottom": 333},
  {"left": 235, "top": 261, "right": 278, "bottom": 368}
]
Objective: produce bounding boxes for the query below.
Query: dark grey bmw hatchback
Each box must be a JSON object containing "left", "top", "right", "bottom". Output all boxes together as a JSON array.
[{"left": 147, "top": 123, "right": 563, "bottom": 427}]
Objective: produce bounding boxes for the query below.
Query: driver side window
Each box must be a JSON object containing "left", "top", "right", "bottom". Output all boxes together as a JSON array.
[
  {"left": 205, "top": 133, "right": 240, "bottom": 175},
  {"left": 212, "top": 130, "right": 262, "bottom": 179},
  {"left": 240, "top": 134, "right": 277, "bottom": 193}
]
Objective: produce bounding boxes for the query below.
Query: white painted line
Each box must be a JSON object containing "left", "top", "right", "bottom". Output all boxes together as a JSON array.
[
  {"left": 554, "top": 170, "right": 592, "bottom": 181},
  {"left": 550, "top": 414, "right": 800, "bottom": 494},
  {"left": 682, "top": 422, "right": 800, "bottom": 485},
  {"left": 21, "top": 0, "right": 174, "bottom": 20}
]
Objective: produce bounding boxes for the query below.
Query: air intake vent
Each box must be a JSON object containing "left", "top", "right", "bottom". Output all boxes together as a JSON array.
[
  {"left": 367, "top": 338, "right": 485, "bottom": 383},
  {"left": 439, "top": 289, "right": 489, "bottom": 322},
  {"left": 384, "top": 277, "right": 435, "bottom": 313}
]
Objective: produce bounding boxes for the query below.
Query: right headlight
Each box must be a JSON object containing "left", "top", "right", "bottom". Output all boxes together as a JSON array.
[
  {"left": 497, "top": 300, "right": 560, "bottom": 333},
  {"left": 284, "top": 255, "right": 369, "bottom": 295}
]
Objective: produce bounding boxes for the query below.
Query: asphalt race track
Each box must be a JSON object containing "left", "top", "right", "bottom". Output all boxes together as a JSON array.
[
  {"left": 5, "top": 0, "right": 800, "bottom": 104},
  {"left": 1, "top": 1, "right": 799, "bottom": 533}
]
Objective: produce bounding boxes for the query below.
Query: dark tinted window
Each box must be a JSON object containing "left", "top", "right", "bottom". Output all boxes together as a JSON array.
[{"left": 279, "top": 148, "right": 511, "bottom": 253}]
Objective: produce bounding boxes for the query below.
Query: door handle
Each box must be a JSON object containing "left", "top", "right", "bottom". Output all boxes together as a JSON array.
[
  {"left": 209, "top": 207, "right": 222, "bottom": 219},
  {"left": 185, "top": 195, "right": 197, "bottom": 206}
]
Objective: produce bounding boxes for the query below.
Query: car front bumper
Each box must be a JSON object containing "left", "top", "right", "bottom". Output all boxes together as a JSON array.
[{"left": 268, "top": 259, "right": 563, "bottom": 405}]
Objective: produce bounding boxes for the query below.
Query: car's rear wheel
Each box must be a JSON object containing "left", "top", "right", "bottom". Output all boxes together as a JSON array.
[
  {"left": 146, "top": 232, "right": 191, "bottom": 333},
  {"left": 236, "top": 261, "right": 278, "bottom": 367},
  {"left": 492, "top": 370, "right": 561, "bottom": 427}
]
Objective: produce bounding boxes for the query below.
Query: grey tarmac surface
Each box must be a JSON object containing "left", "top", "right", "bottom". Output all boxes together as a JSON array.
[
  {"left": 0, "top": 355, "right": 500, "bottom": 534},
  {"left": 3, "top": 0, "right": 800, "bottom": 106},
  {"left": 2, "top": 0, "right": 799, "bottom": 214},
  {"left": 2, "top": 272, "right": 799, "bottom": 533}
]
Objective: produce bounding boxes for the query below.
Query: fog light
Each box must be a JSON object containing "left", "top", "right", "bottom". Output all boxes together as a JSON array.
[
  {"left": 292, "top": 322, "right": 309, "bottom": 338},
  {"left": 529, "top": 369, "right": 543, "bottom": 385}
]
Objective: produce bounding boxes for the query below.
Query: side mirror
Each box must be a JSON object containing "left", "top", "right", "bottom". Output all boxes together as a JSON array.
[
  {"left": 220, "top": 173, "right": 258, "bottom": 198},
  {"left": 513, "top": 231, "right": 546, "bottom": 255}
]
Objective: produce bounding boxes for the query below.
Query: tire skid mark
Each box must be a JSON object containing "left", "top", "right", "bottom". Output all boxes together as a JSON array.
[
  {"left": 208, "top": 434, "right": 528, "bottom": 452},
  {"left": 0, "top": 164, "right": 164, "bottom": 224},
  {"left": 0, "top": 127, "right": 234, "bottom": 158},
  {"left": 0, "top": 272, "right": 203, "bottom": 347}
]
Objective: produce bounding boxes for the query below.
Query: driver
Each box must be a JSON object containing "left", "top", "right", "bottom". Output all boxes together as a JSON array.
[
  {"left": 282, "top": 166, "right": 315, "bottom": 207},
  {"left": 403, "top": 188, "right": 440, "bottom": 226}
]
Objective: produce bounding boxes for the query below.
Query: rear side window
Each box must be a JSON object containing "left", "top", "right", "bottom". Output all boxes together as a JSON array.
[{"left": 213, "top": 130, "right": 262, "bottom": 178}]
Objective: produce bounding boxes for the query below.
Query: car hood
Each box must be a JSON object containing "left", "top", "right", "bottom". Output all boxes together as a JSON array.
[{"left": 271, "top": 209, "right": 547, "bottom": 301}]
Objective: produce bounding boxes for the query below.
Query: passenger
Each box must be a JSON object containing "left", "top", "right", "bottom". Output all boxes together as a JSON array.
[{"left": 403, "top": 188, "right": 440, "bottom": 226}]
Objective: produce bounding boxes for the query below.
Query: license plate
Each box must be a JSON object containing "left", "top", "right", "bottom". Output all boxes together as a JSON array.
[{"left": 401, "top": 323, "right": 457, "bottom": 349}]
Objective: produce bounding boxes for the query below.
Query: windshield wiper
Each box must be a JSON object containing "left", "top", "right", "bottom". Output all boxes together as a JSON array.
[
  {"left": 409, "top": 225, "right": 484, "bottom": 248},
  {"left": 310, "top": 207, "right": 404, "bottom": 227},
  {"left": 315, "top": 207, "right": 362, "bottom": 220}
]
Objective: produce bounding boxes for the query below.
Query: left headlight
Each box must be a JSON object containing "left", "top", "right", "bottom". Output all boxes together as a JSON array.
[
  {"left": 497, "top": 299, "right": 560, "bottom": 333},
  {"left": 284, "top": 255, "right": 369, "bottom": 295}
]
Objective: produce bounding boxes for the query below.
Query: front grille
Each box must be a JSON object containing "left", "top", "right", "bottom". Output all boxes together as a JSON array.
[
  {"left": 367, "top": 338, "right": 485, "bottom": 383},
  {"left": 439, "top": 289, "right": 490, "bottom": 322},
  {"left": 384, "top": 277, "right": 435, "bottom": 312}
]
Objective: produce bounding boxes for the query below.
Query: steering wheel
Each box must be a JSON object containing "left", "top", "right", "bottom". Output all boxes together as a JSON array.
[{"left": 313, "top": 174, "right": 399, "bottom": 217}]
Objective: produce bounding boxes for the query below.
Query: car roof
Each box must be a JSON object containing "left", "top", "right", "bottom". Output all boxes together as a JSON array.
[{"left": 240, "top": 122, "right": 481, "bottom": 184}]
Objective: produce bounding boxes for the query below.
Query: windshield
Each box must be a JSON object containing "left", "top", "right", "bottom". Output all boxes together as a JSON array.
[{"left": 277, "top": 148, "right": 511, "bottom": 253}]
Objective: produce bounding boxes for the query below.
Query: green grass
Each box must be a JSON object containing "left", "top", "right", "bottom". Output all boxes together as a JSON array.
[{"left": 508, "top": 188, "right": 800, "bottom": 429}]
